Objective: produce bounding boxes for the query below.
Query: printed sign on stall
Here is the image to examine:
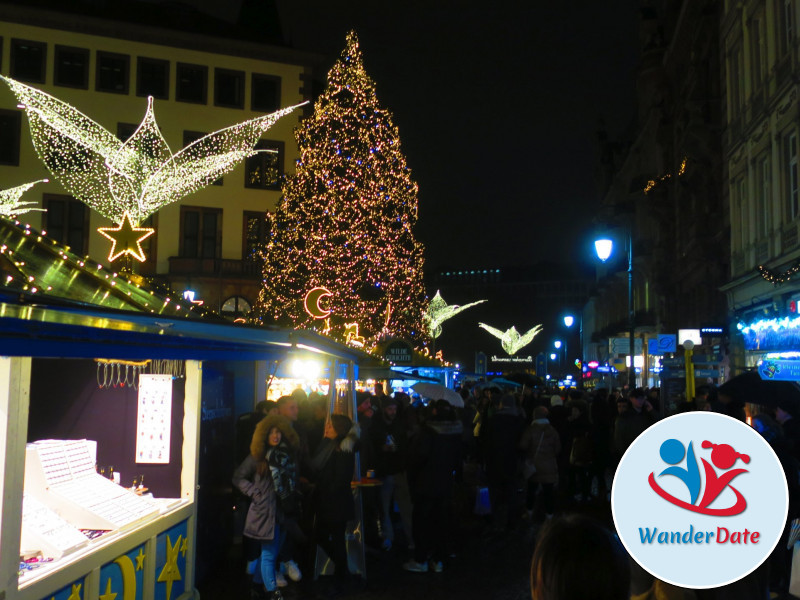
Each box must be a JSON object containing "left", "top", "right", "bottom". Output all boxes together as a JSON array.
[{"left": 136, "top": 374, "right": 172, "bottom": 464}]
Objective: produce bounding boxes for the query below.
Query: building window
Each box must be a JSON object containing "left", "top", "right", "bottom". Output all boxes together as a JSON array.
[
  {"left": 777, "top": 0, "right": 795, "bottom": 57},
  {"left": 137, "top": 57, "right": 169, "bottom": 99},
  {"left": 737, "top": 177, "right": 748, "bottom": 251},
  {"left": 96, "top": 52, "right": 129, "bottom": 94},
  {"left": 242, "top": 211, "right": 269, "bottom": 261},
  {"left": 750, "top": 16, "right": 766, "bottom": 90},
  {"left": 785, "top": 132, "right": 799, "bottom": 221},
  {"left": 180, "top": 206, "right": 221, "bottom": 258},
  {"left": 245, "top": 140, "right": 283, "bottom": 190},
  {"left": 117, "top": 122, "right": 137, "bottom": 142},
  {"left": 11, "top": 39, "right": 46, "bottom": 83},
  {"left": 757, "top": 156, "right": 771, "bottom": 238},
  {"left": 251, "top": 74, "right": 281, "bottom": 112},
  {"left": 54, "top": 46, "right": 89, "bottom": 89},
  {"left": 221, "top": 296, "right": 251, "bottom": 319},
  {"left": 0, "top": 109, "right": 21, "bottom": 165},
  {"left": 183, "top": 131, "right": 222, "bottom": 185},
  {"left": 176, "top": 63, "right": 207, "bottom": 104},
  {"left": 43, "top": 195, "right": 89, "bottom": 255},
  {"left": 214, "top": 68, "right": 244, "bottom": 109},
  {"left": 729, "top": 46, "right": 743, "bottom": 118}
]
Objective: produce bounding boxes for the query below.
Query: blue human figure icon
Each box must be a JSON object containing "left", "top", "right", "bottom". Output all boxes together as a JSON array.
[{"left": 658, "top": 438, "right": 701, "bottom": 505}]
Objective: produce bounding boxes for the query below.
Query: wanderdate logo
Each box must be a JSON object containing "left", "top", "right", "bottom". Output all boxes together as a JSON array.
[{"left": 612, "top": 412, "right": 788, "bottom": 589}]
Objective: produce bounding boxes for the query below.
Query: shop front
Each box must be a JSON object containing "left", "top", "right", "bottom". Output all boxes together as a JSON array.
[{"left": 0, "top": 293, "right": 362, "bottom": 600}]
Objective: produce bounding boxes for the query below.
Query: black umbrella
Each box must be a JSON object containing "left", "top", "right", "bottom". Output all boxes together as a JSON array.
[
  {"left": 718, "top": 370, "right": 800, "bottom": 413},
  {"left": 503, "top": 372, "right": 543, "bottom": 387}
]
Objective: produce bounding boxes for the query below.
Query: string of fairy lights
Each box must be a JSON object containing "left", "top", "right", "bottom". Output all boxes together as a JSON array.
[
  {"left": 2, "top": 75, "right": 302, "bottom": 227},
  {"left": 0, "top": 179, "right": 49, "bottom": 217},
  {"left": 258, "top": 31, "right": 427, "bottom": 348},
  {"left": 758, "top": 261, "right": 800, "bottom": 284},
  {"left": 423, "top": 291, "right": 486, "bottom": 340}
]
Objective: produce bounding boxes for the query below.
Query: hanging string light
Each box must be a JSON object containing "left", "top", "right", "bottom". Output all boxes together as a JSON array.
[{"left": 758, "top": 262, "right": 800, "bottom": 284}]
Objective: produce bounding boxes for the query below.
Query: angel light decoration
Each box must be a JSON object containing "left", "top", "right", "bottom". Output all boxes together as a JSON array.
[
  {"left": 478, "top": 322, "right": 543, "bottom": 356},
  {"left": 423, "top": 291, "right": 486, "bottom": 340},
  {"left": 2, "top": 75, "right": 304, "bottom": 260}
]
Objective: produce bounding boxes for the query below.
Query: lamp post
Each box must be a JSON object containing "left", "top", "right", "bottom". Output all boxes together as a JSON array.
[
  {"left": 595, "top": 232, "right": 636, "bottom": 390},
  {"left": 554, "top": 340, "right": 563, "bottom": 378},
  {"left": 549, "top": 352, "right": 557, "bottom": 383},
  {"left": 564, "top": 313, "right": 582, "bottom": 388}
]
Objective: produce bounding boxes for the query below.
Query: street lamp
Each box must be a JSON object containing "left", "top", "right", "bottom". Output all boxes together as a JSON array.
[
  {"left": 594, "top": 232, "right": 636, "bottom": 390},
  {"left": 563, "top": 313, "right": 582, "bottom": 387},
  {"left": 553, "top": 340, "right": 563, "bottom": 378}
]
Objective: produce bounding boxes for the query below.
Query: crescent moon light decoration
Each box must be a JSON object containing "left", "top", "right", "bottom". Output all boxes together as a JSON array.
[{"left": 304, "top": 287, "right": 332, "bottom": 319}]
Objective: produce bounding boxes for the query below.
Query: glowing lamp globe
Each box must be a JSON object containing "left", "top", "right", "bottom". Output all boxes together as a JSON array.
[
  {"left": 595, "top": 238, "right": 613, "bottom": 262},
  {"left": 550, "top": 353, "right": 557, "bottom": 360},
  {"left": 564, "top": 315, "right": 574, "bottom": 328},
  {"left": 554, "top": 340, "right": 562, "bottom": 349}
]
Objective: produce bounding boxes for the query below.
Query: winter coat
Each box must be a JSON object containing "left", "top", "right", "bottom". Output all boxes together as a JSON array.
[
  {"left": 614, "top": 409, "right": 657, "bottom": 456},
  {"left": 233, "top": 454, "right": 278, "bottom": 541},
  {"left": 407, "top": 417, "right": 463, "bottom": 499},
  {"left": 519, "top": 420, "right": 560, "bottom": 484},
  {"left": 370, "top": 414, "right": 407, "bottom": 476},
  {"left": 311, "top": 424, "right": 360, "bottom": 524},
  {"left": 231, "top": 414, "right": 300, "bottom": 541},
  {"left": 483, "top": 406, "right": 525, "bottom": 485}
]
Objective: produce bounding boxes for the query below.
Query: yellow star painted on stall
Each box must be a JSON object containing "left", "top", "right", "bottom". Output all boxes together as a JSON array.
[
  {"left": 99, "top": 577, "right": 117, "bottom": 600},
  {"left": 180, "top": 537, "right": 188, "bottom": 557},
  {"left": 97, "top": 211, "right": 154, "bottom": 263},
  {"left": 66, "top": 582, "right": 82, "bottom": 600},
  {"left": 136, "top": 547, "right": 146, "bottom": 571},
  {"left": 157, "top": 534, "right": 182, "bottom": 600}
]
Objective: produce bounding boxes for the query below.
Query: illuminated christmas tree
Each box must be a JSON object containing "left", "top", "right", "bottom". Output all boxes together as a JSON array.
[{"left": 259, "top": 31, "right": 427, "bottom": 347}]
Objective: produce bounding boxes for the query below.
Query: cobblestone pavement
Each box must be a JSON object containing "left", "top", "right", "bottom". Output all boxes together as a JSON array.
[{"left": 197, "top": 487, "right": 613, "bottom": 600}]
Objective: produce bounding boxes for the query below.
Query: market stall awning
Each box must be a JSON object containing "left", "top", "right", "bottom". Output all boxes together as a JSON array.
[
  {"left": 358, "top": 366, "right": 440, "bottom": 382},
  {"left": 0, "top": 291, "right": 365, "bottom": 363}
]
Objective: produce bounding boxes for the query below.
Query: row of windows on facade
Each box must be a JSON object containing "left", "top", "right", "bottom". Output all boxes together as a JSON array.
[
  {"left": 5, "top": 37, "right": 282, "bottom": 111},
  {"left": 727, "top": 1, "right": 795, "bottom": 117},
  {"left": 732, "top": 129, "right": 799, "bottom": 253},
  {"left": 0, "top": 107, "right": 284, "bottom": 189},
  {"left": 40, "top": 196, "right": 269, "bottom": 263}
]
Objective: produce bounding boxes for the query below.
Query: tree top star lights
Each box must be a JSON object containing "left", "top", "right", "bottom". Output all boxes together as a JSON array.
[
  {"left": 2, "top": 75, "right": 303, "bottom": 226},
  {"left": 258, "top": 31, "right": 427, "bottom": 348},
  {"left": 479, "top": 323, "right": 543, "bottom": 356}
]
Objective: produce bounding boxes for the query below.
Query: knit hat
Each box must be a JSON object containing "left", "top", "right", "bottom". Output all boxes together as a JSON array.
[
  {"left": 550, "top": 394, "right": 563, "bottom": 407},
  {"left": 533, "top": 406, "right": 549, "bottom": 420}
]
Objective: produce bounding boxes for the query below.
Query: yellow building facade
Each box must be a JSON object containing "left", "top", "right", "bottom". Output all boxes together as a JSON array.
[{"left": 0, "top": 4, "right": 317, "bottom": 316}]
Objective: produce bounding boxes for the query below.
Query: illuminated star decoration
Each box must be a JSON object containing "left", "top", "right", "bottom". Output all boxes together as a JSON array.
[
  {"left": 0, "top": 179, "right": 48, "bottom": 216},
  {"left": 423, "top": 291, "right": 486, "bottom": 340},
  {"left": 99, "top": 578, "right": 117, "bottom": 600},
  {"left": 97, "top": 211, "right": 155, "bottom": 262},
  {"left": 157, "top": 534, "right": 182, "bottom": 600},
  {"left": 1, "top": 75, "right": 304, "bottom": 226},
  {"left": 479, "top": 323, "right": 543, "bottom": 356}
]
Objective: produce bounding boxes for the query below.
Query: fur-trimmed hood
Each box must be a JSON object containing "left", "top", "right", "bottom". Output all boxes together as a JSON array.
[
  {"left": 339, "top": 422, "right": 360, "bottom": 453},
  {"left": 250, "top": 414, "right": 299, "bottom": 461}
]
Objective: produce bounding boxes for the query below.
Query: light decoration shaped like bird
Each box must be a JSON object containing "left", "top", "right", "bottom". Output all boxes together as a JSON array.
[
  {"left": 479, "top": 322, "right": 543, "bottom": 356},
  {"left": 0, "top": 179, "right": 48, "bottom": 216},
  {"left": 423, "top": 291, "right": 486, "bottom": 340},
  {"left": 1, "top": 75, "right": 304, "bottom": 226}
]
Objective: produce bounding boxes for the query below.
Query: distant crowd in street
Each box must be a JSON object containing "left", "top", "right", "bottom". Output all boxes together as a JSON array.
[{"left": 231, "top": 379, "right": 800, "bottom": 599}]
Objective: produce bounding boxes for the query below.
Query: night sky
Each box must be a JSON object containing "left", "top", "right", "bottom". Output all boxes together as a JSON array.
[{"left": 276, "top": 1, "right": 641, "bottom": 271}]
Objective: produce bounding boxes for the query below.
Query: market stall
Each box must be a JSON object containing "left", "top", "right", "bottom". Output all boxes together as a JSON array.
[{"left": 0, "top": 292, "right": 363, "bottom": 600}]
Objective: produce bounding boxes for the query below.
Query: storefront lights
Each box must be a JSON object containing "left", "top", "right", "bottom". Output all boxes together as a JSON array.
[{"left": 290, "top": 359, "right": 322, "bottom": 380}]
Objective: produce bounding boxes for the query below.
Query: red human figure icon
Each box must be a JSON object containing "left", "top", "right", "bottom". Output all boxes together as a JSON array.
[{"left": 697, "top": 441, "right": 750, "bottom": 512}]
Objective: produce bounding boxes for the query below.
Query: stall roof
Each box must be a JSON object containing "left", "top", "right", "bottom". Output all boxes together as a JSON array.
[
  {"left": 0, "top": 290, "right": 365, "bottom": 363},
  {"left": 0, "top": 216, "right": 211, "bottom": 318},
  {"left": 357, "top": 366, "right": 440, "bottom": 383}
]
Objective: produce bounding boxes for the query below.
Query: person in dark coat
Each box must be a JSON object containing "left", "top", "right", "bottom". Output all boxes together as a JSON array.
[
  {"left": 404, "top": 400, "right": 463, "bottom": 573},
  {"left": 233, "top": 414, "right": 299, "bottom": 600},
  {"left": 520, "top": 406, "right": 561, "bottom": 519},
  {"left": 483, "top": 393, "right": 526, "bottom": 530},
  {"left": 310, "top": 414, "right": 359, "bottom": 592}
]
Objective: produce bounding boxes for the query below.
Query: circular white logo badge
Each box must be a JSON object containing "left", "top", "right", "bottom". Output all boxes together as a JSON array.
[{"left": 612, "top": 412, "right": 788, "bottom": 588}]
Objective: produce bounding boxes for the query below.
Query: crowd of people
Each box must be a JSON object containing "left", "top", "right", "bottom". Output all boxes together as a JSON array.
[{"left": 231, "top": 380, "right": 800, "bottom": 600}]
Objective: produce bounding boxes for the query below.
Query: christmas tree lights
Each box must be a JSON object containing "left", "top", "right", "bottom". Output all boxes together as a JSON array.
[
  {"left": 2, "top": 75, "right": 303, "bottom": 226},
  {"left": 479, "top": 323, "right": 543, "bottom": 355},
  {"left": 258, "top": 31, "right": 427, "bottom": 347},
  {"left": 423, "top": 291, "right": 486, "bottom": 339},
  {"left": 0, "top": 179, "right": 48, "bottom": 216}
]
